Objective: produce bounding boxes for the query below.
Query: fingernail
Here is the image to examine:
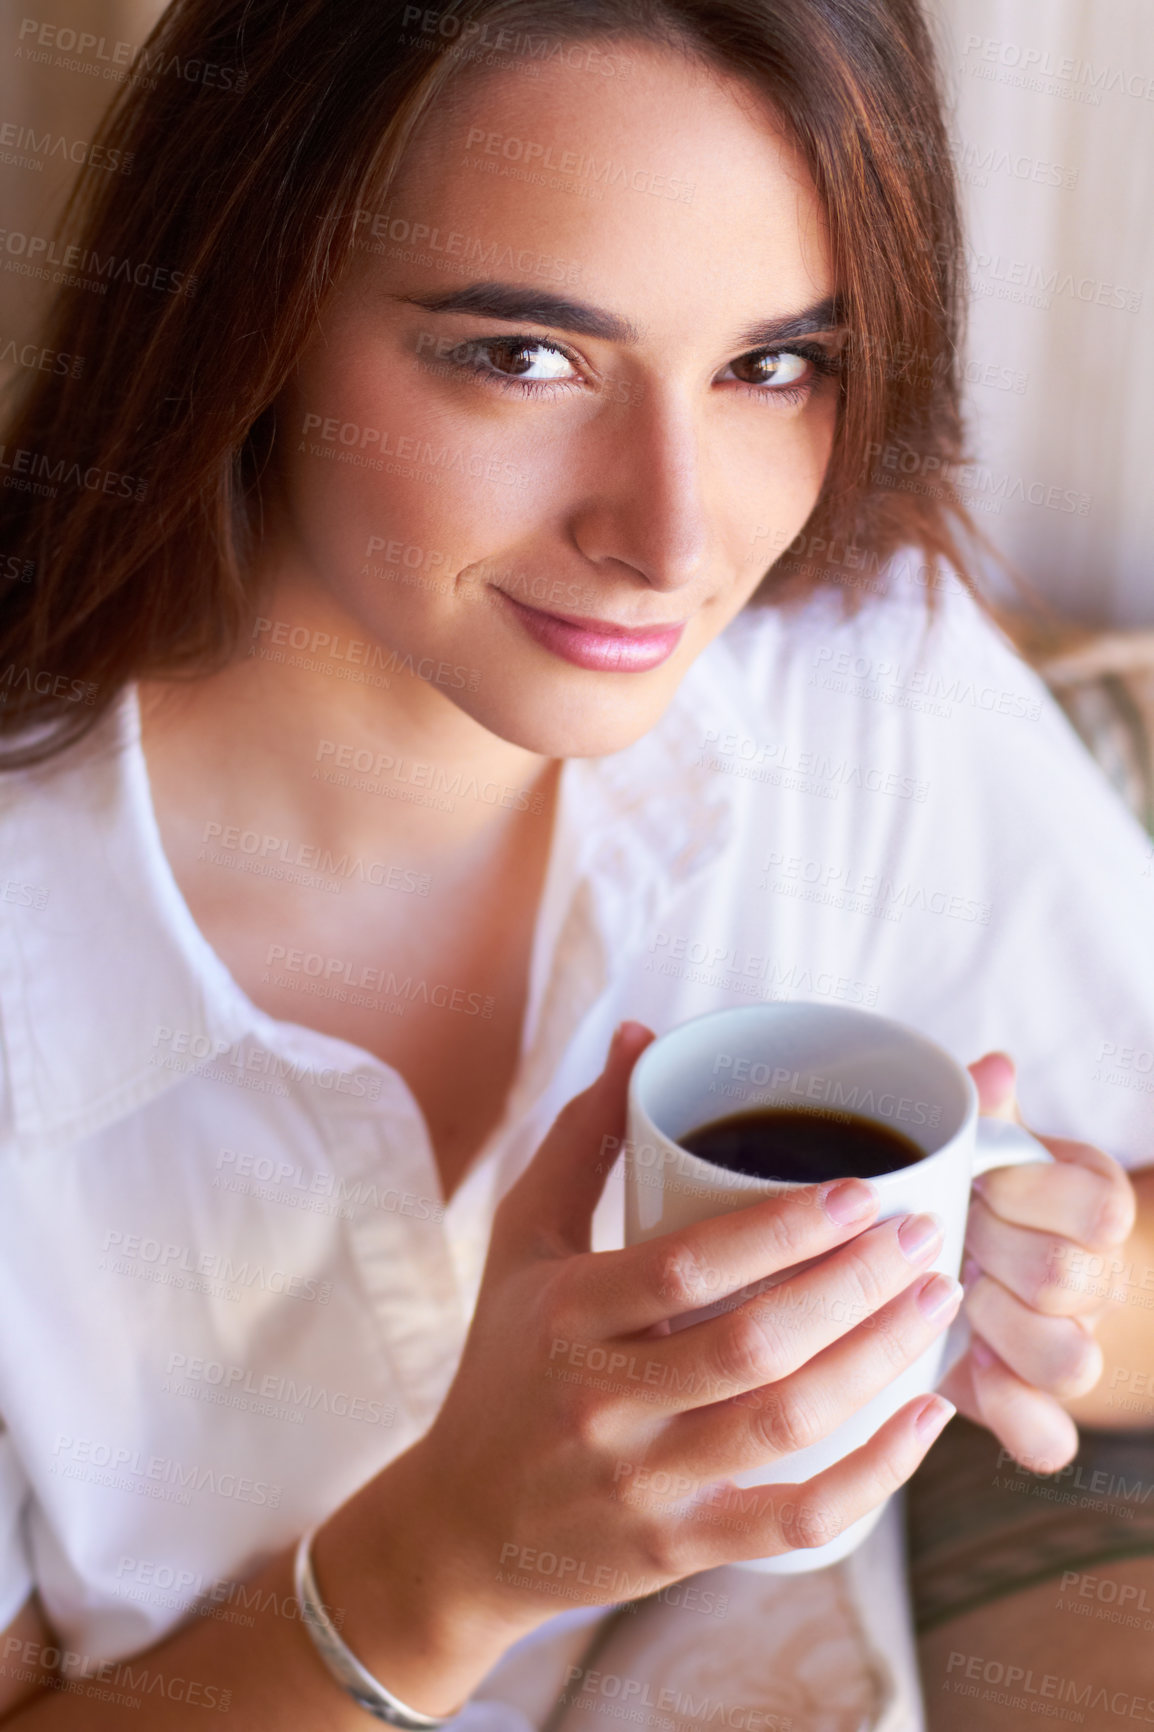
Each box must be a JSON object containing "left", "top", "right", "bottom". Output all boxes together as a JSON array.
[
  {"left": 822, "top": 1179, "right": 878, "bottom": 1225},
  {"left": 962, "top": 1255, "right": 982, "bottom": 1290},
  {"left": 970, "top": 1336, "right": 997, "bottom": 1369},
  {"left": 915, "top": 1272, "right": 963, "bottom": 1323},
  {"left": 897, "top": 1212, "right": 944, "bottom": 1262},
  {"left": 914, "top": 1394, "right": 956, "bottom": 1443}
]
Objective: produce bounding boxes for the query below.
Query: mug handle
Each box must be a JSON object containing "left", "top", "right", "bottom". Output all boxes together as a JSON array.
[
  {"left": 939, "top": 1115, "right": 1054, "bottom": 1381},
  {"left": 972, "top": 1114, "right": 1054, "bottom": 1176}
]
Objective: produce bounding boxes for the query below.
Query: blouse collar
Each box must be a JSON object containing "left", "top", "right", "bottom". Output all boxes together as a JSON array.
[{"left": 1, "top": 627, "right": 760, "bottom": 1151}]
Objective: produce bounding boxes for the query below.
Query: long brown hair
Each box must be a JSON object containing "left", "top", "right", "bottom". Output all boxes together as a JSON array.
[{"left": 0, "top": 0, "right": 982, "bottom": 766}]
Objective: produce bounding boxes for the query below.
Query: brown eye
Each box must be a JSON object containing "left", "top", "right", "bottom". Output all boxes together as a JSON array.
[
  {"left": 459, "top": 337, "right": 576, "bottom": 383},
  {"left": 728, "top": 349, "right": 812, "bottom": 388},
  {"left": 487, "top": 341, "right": 535, "bottom": 375}
]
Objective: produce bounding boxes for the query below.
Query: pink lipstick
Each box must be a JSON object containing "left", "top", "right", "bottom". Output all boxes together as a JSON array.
[{"left": 496, "top": 591, "right": 686, "bottom": 672}]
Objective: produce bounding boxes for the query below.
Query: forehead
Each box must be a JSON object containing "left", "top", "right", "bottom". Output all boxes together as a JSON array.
[{"left": 359, "top": 42, "right": 833, "bottom": 339}]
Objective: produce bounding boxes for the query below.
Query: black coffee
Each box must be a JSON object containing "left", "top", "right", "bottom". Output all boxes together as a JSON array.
[{"left": 680, "top": 1106, "right": 924, "bottom": 1184}]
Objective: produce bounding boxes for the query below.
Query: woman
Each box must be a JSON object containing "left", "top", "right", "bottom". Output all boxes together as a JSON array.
[{"left": 0, "top": 0, "right": 1151, "bottom": 1726}]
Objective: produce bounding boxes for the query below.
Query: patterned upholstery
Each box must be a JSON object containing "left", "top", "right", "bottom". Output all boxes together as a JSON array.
[{"left": 992, "top": 608, "right": 1154, "bottom": 839}]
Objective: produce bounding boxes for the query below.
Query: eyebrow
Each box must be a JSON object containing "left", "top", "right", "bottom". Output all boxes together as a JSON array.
[{"left": 396, "top": 283, "right": 841, "bottom": 350}]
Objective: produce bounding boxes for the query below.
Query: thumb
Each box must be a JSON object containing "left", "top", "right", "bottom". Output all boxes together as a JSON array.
[
  {"left": 496, "top": 1021, "right": 655, "bottom": 1258},
  {"left": 968, "top": 1050, "right": 1020, "bottom": 1122}
]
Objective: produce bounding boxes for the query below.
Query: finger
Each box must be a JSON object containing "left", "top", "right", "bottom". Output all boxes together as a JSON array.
[
  {"left": 1036, "top": 1245, "right": 1137, "bottom": 1313},
  {"left": 964, "top": 1197, "right": 1100, "bottom": 1318},
  {"left": 968, "top": 1051, "right": 1019, "bottom": 1119},
  {"left": 664, "top": 1265, "right": 962, "bottom": 1480},
  {"left": 495, "top": 1021, "right": 655, "bottom": 1259},
  {"left": 686, "top": 1391, "right": 956, "bottom": 1569},
  {"left": 613, "top": 1210, "right": 947, "bottom": 1413},
  {"left": 935, "top": 1352, "right": 982, "bottom": 1428},
  {"left": 574, "top": 1175, "right": 884, "bottom": 1335},
  {"left": 964, "top": 1336, "right": 1079, "bottom": 1472},
  {"left": 973, "top": 1141, "right": 1135, "bottom": 1250},
  {"left": 964, "top": 1273, "right": 1103, "bottom": 1399}
]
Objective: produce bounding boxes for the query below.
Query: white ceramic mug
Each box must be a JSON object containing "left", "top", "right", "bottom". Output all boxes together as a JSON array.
[{"left": 623, "top": 1001, "right": 1051, "bottom": 1573}]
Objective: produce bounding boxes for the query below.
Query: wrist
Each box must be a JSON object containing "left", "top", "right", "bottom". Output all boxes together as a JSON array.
[{"left": 308, "top": 1444, "right": 533, "bottom": 1718}]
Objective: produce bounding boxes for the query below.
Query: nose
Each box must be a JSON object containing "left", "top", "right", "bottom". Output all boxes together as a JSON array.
[{"left": 567, "top": 386, "right": 710, "bottom": 592}]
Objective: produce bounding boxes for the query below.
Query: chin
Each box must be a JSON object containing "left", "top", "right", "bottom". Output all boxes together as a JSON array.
[{"left": 463, "top": 677, "right": 675, "bottom": 761}]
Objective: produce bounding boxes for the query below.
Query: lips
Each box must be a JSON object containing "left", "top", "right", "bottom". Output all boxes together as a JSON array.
[{"left": 495, "top": 591, "right": 686, "bottom": 673}]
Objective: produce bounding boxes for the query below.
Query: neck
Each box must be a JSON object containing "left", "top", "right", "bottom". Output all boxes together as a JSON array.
[{"left": 138, "top": 573, "right": 559, "bottom": 868}]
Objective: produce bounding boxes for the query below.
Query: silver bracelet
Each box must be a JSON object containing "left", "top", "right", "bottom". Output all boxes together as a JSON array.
[{"left": 293, "top": 1526, "right": 454, "bottom": 1728}]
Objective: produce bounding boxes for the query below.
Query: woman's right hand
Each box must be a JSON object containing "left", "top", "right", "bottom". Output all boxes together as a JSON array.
[{"left": 315, "top": 1021, "right": 960, "bottom": 1713}]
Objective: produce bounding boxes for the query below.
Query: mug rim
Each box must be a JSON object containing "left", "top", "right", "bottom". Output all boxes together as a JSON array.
[{"left": 627, "top": 1001, "right": 979, "bottom": 1190}]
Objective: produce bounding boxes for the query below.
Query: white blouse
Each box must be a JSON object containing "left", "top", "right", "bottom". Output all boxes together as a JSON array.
[{"left": 1, "top": 564, "right": 1152, "bottom": 1706}]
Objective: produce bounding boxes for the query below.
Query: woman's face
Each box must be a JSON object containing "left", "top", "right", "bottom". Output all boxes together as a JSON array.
[{"left": 270, "top": 43, "right": 839, "bottom": 758}]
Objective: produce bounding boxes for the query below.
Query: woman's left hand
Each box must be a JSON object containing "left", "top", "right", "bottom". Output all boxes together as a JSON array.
[{"left": 938, "top": 1052, "right": 1137, "bottom": 1471}]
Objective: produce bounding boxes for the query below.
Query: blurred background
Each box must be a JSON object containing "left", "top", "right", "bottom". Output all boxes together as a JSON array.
[{"left": 0, "top": 1, "right": 1150, "bottom": 646}]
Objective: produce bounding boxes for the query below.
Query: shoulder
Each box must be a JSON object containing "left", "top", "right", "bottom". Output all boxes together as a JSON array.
[
  {"left": 689, "top": 554, "right": 1151, "bottom": 878},
  {"left": 0, "top": 690, "right": 157, "bottom": 1151},
  {"left": 690, "top": 557, "right": 1053, "bottom": 761},
  {"left": 0, "top": 691, "right": 142, "bottom": 969},
  {"left": 712, "top": 560, "right": 1036, "bottom": 700},
  {"left": 0, "top": 688, "right": 140, "bottom": 831}
]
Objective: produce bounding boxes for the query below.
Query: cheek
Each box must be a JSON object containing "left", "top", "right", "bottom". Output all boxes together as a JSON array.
[
  {"left": 725, "top": 393, "right": 838, "bottom": 575},
  {"left": 280, "top": 344, "right": 562, "bottom": 593},
  {"left": 279, "top": 331, "right": 839, "bottom": 617},
  {"left": 772, "top": 391, "right": 838, "bottom": 503}
]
